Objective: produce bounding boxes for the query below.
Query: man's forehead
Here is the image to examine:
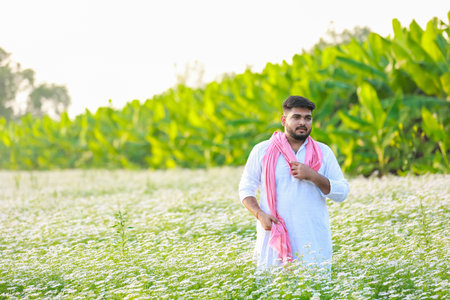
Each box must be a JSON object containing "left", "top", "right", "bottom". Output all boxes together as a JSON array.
[{"left": 285, "top": 107, "right": 312, "bottom": 116}]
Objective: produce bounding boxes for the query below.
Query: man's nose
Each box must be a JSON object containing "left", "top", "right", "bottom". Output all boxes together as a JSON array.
[{"left": 298, "top": 117, "right": 306, "bottom": 125}]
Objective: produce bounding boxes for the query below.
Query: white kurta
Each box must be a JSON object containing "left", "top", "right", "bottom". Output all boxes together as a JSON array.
[{"left": 239, "top": 138, "right": 349, "bottom": 269}]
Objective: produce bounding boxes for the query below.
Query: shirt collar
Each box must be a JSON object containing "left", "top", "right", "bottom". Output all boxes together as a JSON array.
[{"left": 295, "top": 138, "right": 308, "bottom": 155}]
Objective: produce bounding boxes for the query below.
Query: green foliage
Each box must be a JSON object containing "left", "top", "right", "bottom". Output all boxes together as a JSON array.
[
  {"left": 112, "top": 210, "right": 133, "bottom": 256},
  {"left": 0, "top": 15, "right": 449, "bottom": 175}
]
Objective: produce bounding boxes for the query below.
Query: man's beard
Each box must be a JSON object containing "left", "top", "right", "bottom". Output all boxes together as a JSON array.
[{"left": 287, "top": 126, "right": 311, "bottom": 141}]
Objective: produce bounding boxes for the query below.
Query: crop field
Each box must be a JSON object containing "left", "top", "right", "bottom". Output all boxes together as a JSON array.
[{"left": 0, "top": 168, "right": 448, "bottom": 299}]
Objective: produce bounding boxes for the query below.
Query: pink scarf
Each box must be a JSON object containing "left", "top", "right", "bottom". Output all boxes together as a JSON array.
[{"left": 262, "top": 131, "right": 323, "bottom": 262}]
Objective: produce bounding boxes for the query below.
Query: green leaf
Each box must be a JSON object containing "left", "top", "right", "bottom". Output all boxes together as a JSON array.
[
  {"left": 401, "top": 95, "right": 448, "bottom": 107},
  {"left": 356, "top": 82, "right": 386, "bottom": 130},
  {"left": 421, "top": 107, "right": 446, "bottom": 141},
  {"left": 408, "top": 20, "right": 424, "bottom": 42},
  {"left": 314, "top": 91, "right": 338, "bottom": 121},
  {"left": 1, "top": 133, "right": 11, "bottom": 147},
  {"left": 404, "top": 63, "right": 441, "bottom": 95},
  {"left": 421, "top": 18, "right": 444, "bottom": 62},
  {"left": 390, "top": 42, "right": 411, "bottom": 61},
  {"left": 440, "top": 73, "right": 450, "bottom": 96},
  {"left": 367, "top": 33, "right": 391, "bottom": 61},
  {"left": 321, "top": 47, "right": 338, "bottom": 67},
  {"left": 392, "top": 18, "right": 404, "bottom": 41},
  {"left": 323, "top": 79, "right": 353, "bottom": 90},
  {"left": 336, "top": 57, "right": 387, "bottom": 80},
  {"left": 225, "top": 118, "right": 262, "bottom": 126},
  {"left": 406, "top": 36, "right": 435, "bottom": 64},
  {"left": 338, "top": 111, "right": 371, "bottom": 130}
]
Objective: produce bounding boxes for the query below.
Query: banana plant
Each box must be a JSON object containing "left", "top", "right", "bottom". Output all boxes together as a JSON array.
[
  {"left": 421, "top": 107, "right": 448, "bottom": 170},
  {"left": 0, "top": 15, "right": 448, "bottom": 175},
  {"left": 338, "top": 82, "right": 405, "bottom": 175}
]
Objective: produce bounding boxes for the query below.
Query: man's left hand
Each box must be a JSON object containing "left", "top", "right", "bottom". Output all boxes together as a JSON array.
[
  {"left": 289, "top": 161, "right": 314, "bottom": 180},
  {"left": 289, "top": 161, "right": 331, "bottom": 194}
]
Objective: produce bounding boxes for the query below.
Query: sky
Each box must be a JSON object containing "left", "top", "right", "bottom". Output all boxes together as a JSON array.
[{"left": 1, "top": 0, "right": 448, "bottom": 118}]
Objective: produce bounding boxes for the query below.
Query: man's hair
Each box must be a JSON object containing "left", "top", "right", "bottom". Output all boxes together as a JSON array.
[{"left": 282, "top": 96, "right": 316, "bottom": 113}]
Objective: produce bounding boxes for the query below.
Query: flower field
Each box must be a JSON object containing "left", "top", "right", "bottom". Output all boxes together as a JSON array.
[{"left": 0, "top": 168, "right": 448, "bottom": 299}]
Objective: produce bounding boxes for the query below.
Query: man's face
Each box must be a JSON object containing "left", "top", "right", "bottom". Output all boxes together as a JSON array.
[{"left": 281, "top": 107, "right": 313, "bottom": 141}]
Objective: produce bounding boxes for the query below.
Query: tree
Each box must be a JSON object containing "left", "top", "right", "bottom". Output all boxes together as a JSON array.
[
  {"left": 0, "top": 47, "right": 34, "bottom": 120},
  {"left": 27, "top": 83, "right": 71, "bottom": 118},
  {"left": 0, "top": 47, "right": 71, "bottom": 120},
  {"left": 312, "top": 24, "right": 372, "bottom": 50},
  {"left": 174, "top": 60, "right": 206, "bottom": 88}
]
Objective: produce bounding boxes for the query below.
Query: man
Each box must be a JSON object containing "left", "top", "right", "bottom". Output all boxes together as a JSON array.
[{"left": 239, "top": 96, "right": 349, "bottom": 270}]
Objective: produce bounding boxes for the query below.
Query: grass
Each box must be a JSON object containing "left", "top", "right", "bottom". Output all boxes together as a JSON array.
[{"left": 0, "top": 168, "right": 448, "bottom": 299}]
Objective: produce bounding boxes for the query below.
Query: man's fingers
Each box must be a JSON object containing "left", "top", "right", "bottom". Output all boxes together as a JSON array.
[
  {"left": 270, "top": 215, "right": 279, "bottom": 224},
  {"left": 259, "top": 213, "right": 279, "bottom": 229}
]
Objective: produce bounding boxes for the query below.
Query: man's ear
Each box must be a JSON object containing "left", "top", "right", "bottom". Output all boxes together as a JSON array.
[{"left": 281, "top": 115, "right": 286, "bottom": 126}]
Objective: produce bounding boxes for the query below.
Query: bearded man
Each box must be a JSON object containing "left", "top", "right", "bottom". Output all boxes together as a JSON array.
[{"left": 239, "top": 96, "right": 349, "bottom": 270}]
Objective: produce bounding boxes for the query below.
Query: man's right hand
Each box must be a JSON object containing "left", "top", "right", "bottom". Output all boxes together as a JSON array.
[
  {"left": 256, "top": 210, "right": 279, "bottom": 231},
  {"left": 242, "top": 197, "right": 279, "bottom": 231}
]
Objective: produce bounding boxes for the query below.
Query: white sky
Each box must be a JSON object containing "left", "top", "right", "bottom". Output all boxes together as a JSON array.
[{"left": 1, "top": 0, "right": 448, "bottom": 118}]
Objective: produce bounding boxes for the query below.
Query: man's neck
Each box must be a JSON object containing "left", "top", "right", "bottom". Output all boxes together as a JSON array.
[{"left": 285, "top": 132, "right": 305, "bottom": 153}]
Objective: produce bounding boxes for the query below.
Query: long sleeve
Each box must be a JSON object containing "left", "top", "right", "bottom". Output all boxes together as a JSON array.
[
  {"left": 238, "top": 143, "right": 265, "bottom": 203},
  {"left": 320, "top": 145, "right": 349, "bottom": 202}
]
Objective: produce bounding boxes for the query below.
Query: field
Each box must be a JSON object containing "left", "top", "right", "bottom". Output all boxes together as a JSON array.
[{"left": 0, "top": 168, "right": 448, "bottom": 299}]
